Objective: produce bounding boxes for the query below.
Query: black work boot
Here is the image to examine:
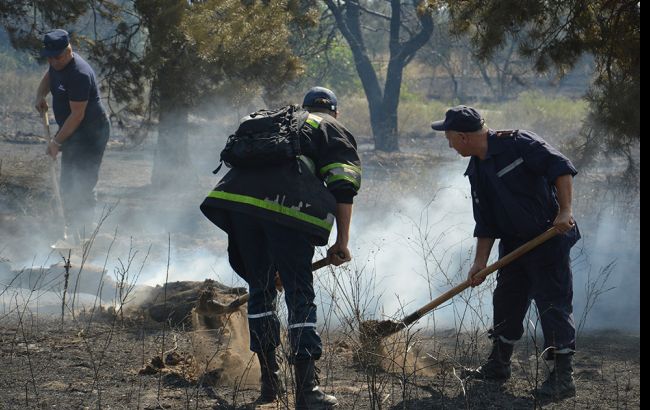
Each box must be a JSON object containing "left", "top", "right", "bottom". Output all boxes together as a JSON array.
[
  {"left": 254, "top": 350, "right": 285, "bottom": 404},
  {"left": 294, "top": 360, "right": 338, "bottom": 409},
  {"left": 462, "top": 339, "right": 514, "bottom": 380},
  {"left": 536, "top": 353, "right": 576, "bottom": 400}
]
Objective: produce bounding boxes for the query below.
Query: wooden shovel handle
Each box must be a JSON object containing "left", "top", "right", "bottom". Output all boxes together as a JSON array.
[
  {"left": 41, "top": 110, "right": 65, "bottom": 219},
  {"left": 401, "top": 227, "right": 560, "bottom": 327},
  {"left": 42, "top": 110, "right": 51, "bottom": 139}
]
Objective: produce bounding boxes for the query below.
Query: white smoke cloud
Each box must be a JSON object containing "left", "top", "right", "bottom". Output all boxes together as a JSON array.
[{"left": 1, "top": 128, "right": 639, "bottom": 333}]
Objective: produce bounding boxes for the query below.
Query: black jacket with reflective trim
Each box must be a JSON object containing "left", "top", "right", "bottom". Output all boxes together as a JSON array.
[{"left": 200, "top": 111, "right": 360, "bottom": 247}]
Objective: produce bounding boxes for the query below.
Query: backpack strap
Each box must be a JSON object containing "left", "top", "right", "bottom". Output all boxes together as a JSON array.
[
  {"left": 289, "top": 105, "right": 309, "bottom": 174},
  {"left": 212, "top": 160, "right": 224, "bottom": 175},
  {"left": 290, "top": 105, "right": 309, "bottom": 156}
]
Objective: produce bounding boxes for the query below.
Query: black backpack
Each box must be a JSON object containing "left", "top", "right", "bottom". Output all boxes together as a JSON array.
[{"left": 214, "top": 104, "right": 309, "bottom": 173}]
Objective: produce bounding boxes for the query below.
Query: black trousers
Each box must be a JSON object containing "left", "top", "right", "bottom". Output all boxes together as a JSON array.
[
  {"left": 492, "top": 246, "right": 576, "bottom": 355},
  {"left": 228, "top": 212, "right": 323, "bottom": 363},
  {"left": 60, "top": 116, "right": 110, "bottom": 232}
]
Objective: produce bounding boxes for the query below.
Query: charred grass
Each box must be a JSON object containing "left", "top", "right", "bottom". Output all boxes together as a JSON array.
[{"left": 0, "top": 312, "right": 640, "bottom": 409}]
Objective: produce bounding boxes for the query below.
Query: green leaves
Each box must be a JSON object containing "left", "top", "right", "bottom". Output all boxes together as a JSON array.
[{"left": 445, "top": 0, "right": 639, "bottom": 146}]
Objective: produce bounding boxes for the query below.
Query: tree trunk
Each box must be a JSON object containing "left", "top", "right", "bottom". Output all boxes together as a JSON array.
[
  {"left": 372, "top": 115, "right": 399, "bottom": 151},
  {"left": 374, "top": 58, "right": 402, "bottom": 152},
  {"left": 325, "top": 0, "right": 432, "bottom": 153},
  {"left": 151, "top": 81, "right": 192, "bottom": 188}
]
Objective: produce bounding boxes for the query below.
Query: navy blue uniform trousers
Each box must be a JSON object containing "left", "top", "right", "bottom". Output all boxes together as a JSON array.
[
  {"left": 492, "top": 241, "right": 575, "bottom": 355},
  {"left": 60, "top": 116, "right": 110, "bottom": 229},
  {"left": 228, "top": 212, "right": 322, "bottom": 363}
]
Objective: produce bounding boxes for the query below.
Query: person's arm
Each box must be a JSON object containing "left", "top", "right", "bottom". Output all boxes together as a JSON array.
[
  {"left": 46, "top": 100, "right": 88, "bottom": 158},
  {"left": 467, "top": 237, "right": 496, "bottom": 287},
  {"left": 553, "top": 174, "right": 575, "bottom": 234},
  {"left": 327, "top": 203, "right": 352, "bottom": 266},
  {"left": 34, "top": 71, "right": 50, "bottom": 114}
]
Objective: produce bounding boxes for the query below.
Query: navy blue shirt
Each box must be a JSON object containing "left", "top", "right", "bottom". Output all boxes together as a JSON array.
[
  {"left": 465, "top": 130, "right": 579, "bottom": 249},
  {"left": 49, "top": 53, "right": 105, "bottom": 127}
]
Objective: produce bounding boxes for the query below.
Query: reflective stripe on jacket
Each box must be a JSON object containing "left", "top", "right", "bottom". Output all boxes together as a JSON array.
[{"left": 200, "top": 110, "right": 360, "bottom": 246}]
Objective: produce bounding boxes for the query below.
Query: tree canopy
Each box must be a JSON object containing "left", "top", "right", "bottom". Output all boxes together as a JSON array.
[
  {"left": 1, "top": 0, "right": 317, "bottom": 185},
  {"left": 1, "top": 0, "right": 640, "bottom": 165},
  {"left": 443, "top": 0, "right": 640, "bottom": 157}
]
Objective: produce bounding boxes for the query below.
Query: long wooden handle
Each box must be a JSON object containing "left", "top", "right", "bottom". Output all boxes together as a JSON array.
[
  {"left": 227, "top": 256, "right": 333, "bottom": 309},
  {"left": 42, "top": 110, "right": 51, "bottom": 139},
  {"left": 401, "top": 227, "right": 560, "bottom": 327},
  {"left": 42, "top": 111, "right": 65, "bottom": 219},
  {"left": 311, "top": 256, "right": 332, "bottom": 271}
]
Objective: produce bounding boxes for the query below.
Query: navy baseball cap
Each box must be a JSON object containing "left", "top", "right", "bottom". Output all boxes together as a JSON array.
[
  {"left": 302, "top": 86, "right": 337, "bottom": 111},
  {"left": 40, "top": 29, "right": 70, "bottom": 57},
  {"left": 431, "top": 105, "right": 485, "bottom": 132}
]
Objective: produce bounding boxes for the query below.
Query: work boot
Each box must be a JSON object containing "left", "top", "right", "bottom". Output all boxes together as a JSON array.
[
  {"left": 254, "top": 350, "right": 285, "bottom": 404},
  {"left": 294, "top": 360, "right": 338, "bottom": 409},
  {"left": 535, "top": 353, "right": 576, "bottom": 400},
  {"left": 462, "top": 339, "right": 514, "bottom": 380}
]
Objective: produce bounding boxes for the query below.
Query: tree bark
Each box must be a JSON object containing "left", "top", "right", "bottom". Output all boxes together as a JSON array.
[
  {"left": 325, "top": 0, "right": 433, "bottom": 152},
  {"left": 151, "top": 66, "right": 192, "bottom": 188}
]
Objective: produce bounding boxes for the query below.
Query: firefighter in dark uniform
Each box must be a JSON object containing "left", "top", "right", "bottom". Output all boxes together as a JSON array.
[
  {"left": 431, "top": 106, "right": 580, "bottom": 400},
  {"left": 201, "top": 87, "right": 360, "bottom": 409},
  {"left": 35, "top": 29, "right": 110, "bottom": 244}
]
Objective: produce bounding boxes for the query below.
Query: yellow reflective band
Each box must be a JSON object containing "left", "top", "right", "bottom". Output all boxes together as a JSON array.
[
  {"left": 306, "top": 119, "right": 320, "bottom": 129},
  {"left": 319, "top": 162, "right": 362, "bottom": 177},
  {"left": 207, "top": 191, "right": 334, "bottom": 231},
  {"left": 305, "top": 114, "right": 323, "bottom": 129}
]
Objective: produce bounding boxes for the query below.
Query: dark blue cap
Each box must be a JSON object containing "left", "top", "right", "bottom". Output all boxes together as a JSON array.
[
  {"left": 431, "top": 105, "right": 485, "bottom": 132},
  {"left": 40, "top": 29, "right": 70, "bottom": 57},
  {"left": 302, "top": 86, "right": 337, "bottom": 111}
]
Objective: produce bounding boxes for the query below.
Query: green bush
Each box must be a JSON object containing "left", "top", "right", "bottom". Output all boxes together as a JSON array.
[
  {"left": 334, "top": 91, "right": 588, "bottom": 149},
  {"left": 339, "top": 94, "right": 449, "bottom": 140},
  {"left": 482, "top": 91, "right": 588, "bottom": 148},
  {"left": 300, "top": 40, "right": 362, "bottom": 98},
  {"left": 0, "top": 69, "right": 43, "bottom": 113},
  {"left": 398, "top": 98, "right": 448, "bottom": 138}
]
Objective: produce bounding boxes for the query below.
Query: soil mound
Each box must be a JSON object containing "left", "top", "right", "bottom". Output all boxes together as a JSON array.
[{"left": 137, "top": 280, "right": 260, "bottom": 387}]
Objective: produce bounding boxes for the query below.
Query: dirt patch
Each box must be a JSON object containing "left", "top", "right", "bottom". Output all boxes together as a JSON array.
[{"left": 0, "top": 315, "right": 640, "bottom": 410}]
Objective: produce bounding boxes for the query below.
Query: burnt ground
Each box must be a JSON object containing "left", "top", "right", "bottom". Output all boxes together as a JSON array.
[
  {"left": 0, "top": 313, "right": 640, "bottom": 410},
  {"left": 0, "top": 114, "right": 641, "bottom": 409}
]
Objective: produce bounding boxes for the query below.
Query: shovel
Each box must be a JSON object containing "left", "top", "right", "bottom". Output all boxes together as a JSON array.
[
  {"left": 42, "top": 110, "right": 65, "bottom": 219},
  {"left": 366, "top": 227, "right": 561, "bottom": 339},
  {"left": 42, "top": 111, "right": 77, "bottom": 250},
  {"left": 196, "top": 255, "right": 336, "bottom": 316}
]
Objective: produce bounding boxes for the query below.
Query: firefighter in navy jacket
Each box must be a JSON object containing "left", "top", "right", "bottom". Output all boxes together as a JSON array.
[
  {"left": 431, "top": 105, "right": 580, "bottom": 400},
  {"left": 201, "top": 87, "right": 360, "bottom": 408}
]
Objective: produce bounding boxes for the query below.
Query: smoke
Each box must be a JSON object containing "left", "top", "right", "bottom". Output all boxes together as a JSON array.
[
  {"left": 1, "top": 108, "right": 639, "bottom": 334},
  {"left": 338, "top": 165, "right": 477, "bottom": 324},
  {"left": 335, "top": 159, "right": 640, "bottom": 332}
]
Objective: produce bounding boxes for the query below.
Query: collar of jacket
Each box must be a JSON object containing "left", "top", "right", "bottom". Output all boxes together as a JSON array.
[{"left": 464, "top": 129, "right": 511, "bottom": 176}]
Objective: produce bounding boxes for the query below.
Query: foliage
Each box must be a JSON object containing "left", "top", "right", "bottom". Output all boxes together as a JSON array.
[
  {"left": 341, "top": 93, "right": 446, "bottom": 140},
  {"left": 299, "top": 38, "right": 362, "bottom": 98},
  {"left": 0, "top": 69, "right": 42, "bottom": 114},
  {"left": 0, "top": 0, "right": 320, "bottom": 184},
  {"left": 482, "top": 91, "right": 588, "bottom": 148},
  {"left": 342, "top": 91, "right": 588, "bottom": 148},
  {"left": 443, "top": 0, "right": 640, "bottom": 152},
  {"left": 0, "top": 0, "right": 316, "bottom": 117}
]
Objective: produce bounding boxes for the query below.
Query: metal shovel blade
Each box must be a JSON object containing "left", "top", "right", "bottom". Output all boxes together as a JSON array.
[{"left": 50, "top": 238, "right": 79, "bottom": 250}]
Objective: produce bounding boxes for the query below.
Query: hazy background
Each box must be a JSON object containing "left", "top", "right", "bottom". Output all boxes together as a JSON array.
[{"left": 0, "top": 2, "right": 639, "bottom": 333}]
